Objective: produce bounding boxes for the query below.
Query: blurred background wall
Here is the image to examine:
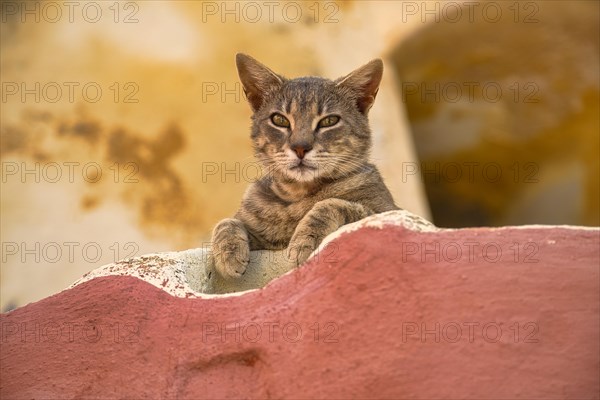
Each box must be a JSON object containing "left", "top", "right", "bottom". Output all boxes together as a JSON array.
[
  {"left": 1, "top": 0, "right": 598, "bottom": 310},
  {"left": 392, "top": 1, "right": 599, "bottom": 227}
]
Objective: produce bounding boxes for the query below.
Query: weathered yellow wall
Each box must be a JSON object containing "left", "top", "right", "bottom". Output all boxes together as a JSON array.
[
  {"left": 393, "top": 0, "right": 599, "bottom": 227},
  {"left": 1, "top": 1, "right": 431, "bottom": 309}
]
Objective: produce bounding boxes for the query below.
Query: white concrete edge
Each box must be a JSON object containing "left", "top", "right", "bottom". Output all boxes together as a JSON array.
[{"left": 68, "top": 210, "right": 599, "bottom": 299}]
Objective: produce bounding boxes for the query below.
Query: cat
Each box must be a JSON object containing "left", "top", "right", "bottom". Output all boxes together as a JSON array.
[{"left": 211, "top": 53, "right": 399, "bottom": 279}]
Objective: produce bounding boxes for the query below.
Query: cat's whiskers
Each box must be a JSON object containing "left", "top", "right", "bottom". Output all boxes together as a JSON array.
[{"left": 314, "top": 153, "right": 366, "bottom": 177}]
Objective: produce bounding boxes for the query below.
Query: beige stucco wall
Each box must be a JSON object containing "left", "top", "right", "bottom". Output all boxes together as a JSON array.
[{"left": 1, "top": 1, "right": 432, "bottom": 309}]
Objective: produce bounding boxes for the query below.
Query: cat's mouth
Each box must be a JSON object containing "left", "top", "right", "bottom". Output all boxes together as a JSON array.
[
  {"left": 286, "top": 160, "right": 318, "bottom": 181},
  {"left": 289, "top": 161, "right": 317, "bottom": 172}
]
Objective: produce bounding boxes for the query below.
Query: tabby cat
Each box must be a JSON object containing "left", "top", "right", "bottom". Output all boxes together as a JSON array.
[{"left": 211, "top": 54, "right": 399, "bottom": 279}]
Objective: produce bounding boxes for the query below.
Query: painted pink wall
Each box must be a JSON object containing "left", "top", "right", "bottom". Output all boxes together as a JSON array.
[{"left": 1, "top": 225, "right": 598, "bottom": 398}]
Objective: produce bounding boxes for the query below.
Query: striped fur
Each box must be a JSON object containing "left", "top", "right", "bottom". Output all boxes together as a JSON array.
[{"left": 211, "top": 54, "right": 399, "bottom": 279}]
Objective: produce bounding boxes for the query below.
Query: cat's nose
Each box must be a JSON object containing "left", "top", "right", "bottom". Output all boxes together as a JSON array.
[{"left": 292, "top": 144, "right": 312, "bottom": 159}]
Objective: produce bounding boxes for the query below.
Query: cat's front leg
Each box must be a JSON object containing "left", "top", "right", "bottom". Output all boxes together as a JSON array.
[
  {"left": 287, "top": 199, "right": 371, "bottom": 266},
  {"left": 211, "top": 218, "right": 250, "bottom": 279}
]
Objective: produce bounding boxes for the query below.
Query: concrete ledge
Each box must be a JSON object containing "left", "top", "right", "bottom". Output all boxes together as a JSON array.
[
  {"left": 1, "top": 211, "right": 598, "bottom": 398},
  {"left": 68, "top": 210, "right": 438, "bottom": 296}
]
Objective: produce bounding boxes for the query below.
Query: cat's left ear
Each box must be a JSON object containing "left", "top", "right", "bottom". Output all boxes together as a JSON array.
[
  {"left": 236, "top": 53, "right": 284, "bottom": 112},
  {"left": 335, "top": 59, "right": 383, "bottom": 114}
]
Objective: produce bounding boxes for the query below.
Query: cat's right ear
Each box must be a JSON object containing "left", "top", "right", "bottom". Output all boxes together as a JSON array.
[{"left": 236, "top": 53, "right": 284, "bottom": 112}]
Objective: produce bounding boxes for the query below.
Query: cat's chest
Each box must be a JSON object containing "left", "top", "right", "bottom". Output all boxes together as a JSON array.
[
  {"left": 239, "top": 178, "right": 360, "bottom": 246},
  {"left": 260, "top": 196, "right": 316, "bottom": 222},
  {"left": 258, "top": 179, "right": 353, "bottom": 218},
  {"left": 239, "top": 194, "right": 315, "bottom": 247},
  {"left": 238, "top": 184, "right": 316, "bottom": 234}
]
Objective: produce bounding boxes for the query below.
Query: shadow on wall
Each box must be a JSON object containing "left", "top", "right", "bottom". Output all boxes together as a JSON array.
[{"left": 391, "top": 0, "right": 599, "bottom": 228}]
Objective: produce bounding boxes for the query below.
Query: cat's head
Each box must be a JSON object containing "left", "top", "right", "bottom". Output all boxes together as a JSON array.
[{"left": 235, "top": 53, "right": 383, "bottom": 183}]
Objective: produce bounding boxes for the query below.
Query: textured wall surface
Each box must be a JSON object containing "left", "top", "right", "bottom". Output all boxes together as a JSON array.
[
  {"left": 1, "top": 211, "right": 598, "bottom": 399},
  {"left": 1, "top": 1, "right": 430, "bottom": 310},
  {"left": 393, "top": 0, "right": 599, "bottom": 227}
]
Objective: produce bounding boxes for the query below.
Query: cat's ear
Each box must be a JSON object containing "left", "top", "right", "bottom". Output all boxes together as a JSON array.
[
  {"left": 236, "top": 53, "right": 284, "bottom": 112},
  {"left": 335, "top": 59, "right": 383, "bottom": 114}
]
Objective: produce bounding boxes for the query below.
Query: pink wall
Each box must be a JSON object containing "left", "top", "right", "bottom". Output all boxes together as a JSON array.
[{"left": 1, "top": 224, "right": 598, "bottom": 398}]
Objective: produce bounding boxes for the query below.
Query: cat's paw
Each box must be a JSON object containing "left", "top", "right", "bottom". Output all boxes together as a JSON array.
[
  {"left": 287, "top": 235, "right": 318, "bottom": 267},
  {"left": 211, "top": 219, "right": 250, "bottom": 279},
  {"left": 213, "top": 239, "right": 250, "bottom": 279}
]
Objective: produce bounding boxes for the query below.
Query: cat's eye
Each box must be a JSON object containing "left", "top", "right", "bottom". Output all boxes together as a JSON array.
[
  {"left": 271, "top": 113, "right": 290, "bottom": 128},
  {"left": 317, "top": 115, "right": 340, "bottom": 129}
]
